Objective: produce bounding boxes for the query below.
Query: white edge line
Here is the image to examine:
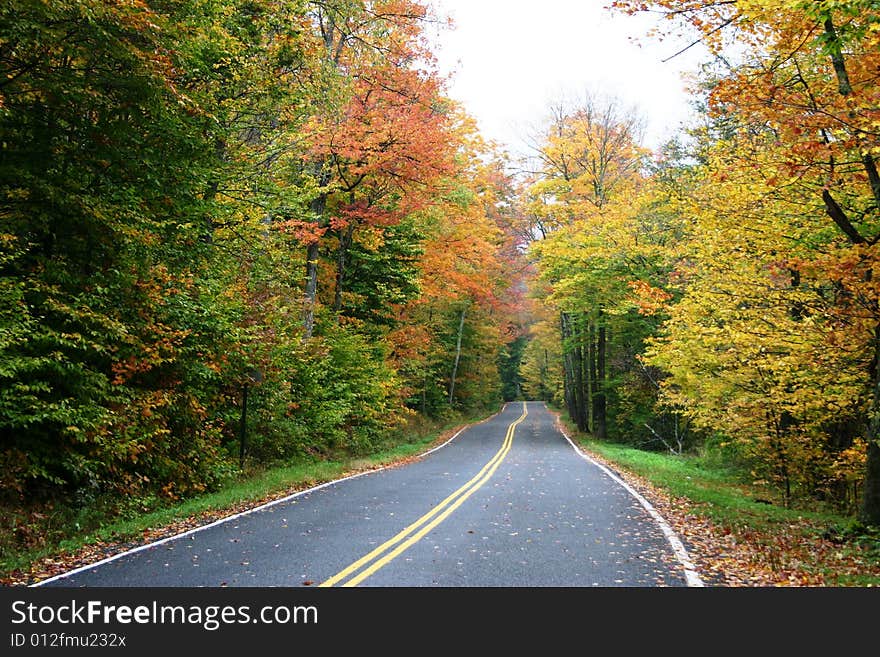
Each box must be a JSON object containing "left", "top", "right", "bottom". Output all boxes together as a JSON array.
[
  {"left": 32, "top": 403, "right": 510, "bottom": 588},
  {"left": 552, "top": 409, "right": 705, "bottom": 588}
]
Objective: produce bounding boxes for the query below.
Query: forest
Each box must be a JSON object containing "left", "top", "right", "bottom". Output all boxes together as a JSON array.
[
  {"left": 520, "top": 0, "right": 880, "bottom": 527},
  {"left": 1, "top": 0, "right": 880, "bottom": 572}
]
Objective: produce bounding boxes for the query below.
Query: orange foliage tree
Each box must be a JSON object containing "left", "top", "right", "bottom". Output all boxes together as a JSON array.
[{"left": 287, "top": 0, "right": 454, "bottom": 337}]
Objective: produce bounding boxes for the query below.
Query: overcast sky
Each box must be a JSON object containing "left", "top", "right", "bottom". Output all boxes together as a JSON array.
[{"left": 428, "top": 0, "right": 707, "bottom": 157}]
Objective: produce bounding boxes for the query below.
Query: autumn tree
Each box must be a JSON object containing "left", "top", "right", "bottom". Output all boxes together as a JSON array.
[
  {"left": 641, "top": 137, "right": 867, "bottom": 504},
  {"left": 523, "top": 93, "right": 650, "bottom": 439},
  {"left": 288, "top": 0, "right": 454, "bottom": 338},
  {"left": 0, "top": 0, "right": 267, "bottom": 501},
  {"left": 612, "top": 0, "right": 880, "bottom": 520},
  {"left": 390, "top": 118, "right": 525, "bottom": 415}
]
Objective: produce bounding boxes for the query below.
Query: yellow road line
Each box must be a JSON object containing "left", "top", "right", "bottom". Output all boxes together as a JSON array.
[{"left": 319, "top": 402, "right": 528, "bottom": 587}]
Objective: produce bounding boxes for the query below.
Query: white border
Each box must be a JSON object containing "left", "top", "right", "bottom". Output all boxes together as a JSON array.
[{"left": 553, "top": 409, "right": 705, "bottom": 587}]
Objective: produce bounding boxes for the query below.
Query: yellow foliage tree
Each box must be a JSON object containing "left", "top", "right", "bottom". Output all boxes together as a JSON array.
[{"left": 613, "top": 0, "right": 880, "bottom": 518}]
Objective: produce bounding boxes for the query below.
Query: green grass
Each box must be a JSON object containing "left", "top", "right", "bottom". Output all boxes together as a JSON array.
[
  {"left": 1, "top": 408, "right": 492, "bottom": 584},
  {"left": 583, "top": 439, "right": 800, "bottom": 523}
]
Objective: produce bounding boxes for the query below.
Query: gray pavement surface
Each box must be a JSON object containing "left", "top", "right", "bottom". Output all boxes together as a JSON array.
[{"left": 37, "top": 401, "right": 692, "bottom": 587}]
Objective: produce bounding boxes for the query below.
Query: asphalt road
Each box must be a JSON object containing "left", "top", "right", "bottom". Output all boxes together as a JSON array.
[{"left": 35, "top": 401, "right": 702, "bottom": 587}]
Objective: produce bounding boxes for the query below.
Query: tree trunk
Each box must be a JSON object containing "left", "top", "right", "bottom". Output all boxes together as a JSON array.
[
  {"left": 303, "top": 192, "right": 327, "bottom": 339},
  {"left": 542, "top": 348, "right": 550, "bottom": 401},
  {"left": 561, "top": 311, "right": 590, "bottom": 431},
  {"left": 594, "top": 321, "right": 607, "bottom": 440},
  {"left": 333, "top": 222, "right": 355, "bottom": 315},
  {"left": 587, "top": 318, "right": 596, "bottom": 433},
  {"left": 448, "top": 305, "right": 467, "bottom": 406},
  {"left": 823, "top": 16, "right": 852, "bottom": 96},
  {"left": 421, "top": 373, "right": 428, "bottom": 415},
  {"left": 862, "top": 324, "right": 880, "bottom": 525},
  {"left": 573, "top": 322, "right": 587, "bottom": 432},
  {"left": 561, "top": 313, "right": 577, "bottom": 424},
  {"left": 303, "top": 240, "right": 320, "bottom": 339}
]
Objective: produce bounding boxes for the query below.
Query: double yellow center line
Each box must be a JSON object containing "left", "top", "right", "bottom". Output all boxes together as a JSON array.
[{"left": 319, "top": 402, "right": 528, "bottom": 587}]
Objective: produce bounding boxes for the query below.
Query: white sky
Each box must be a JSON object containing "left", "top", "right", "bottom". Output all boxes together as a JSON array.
[{"left": 428, "top": 0, "right": 708, "bottom": 157}]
